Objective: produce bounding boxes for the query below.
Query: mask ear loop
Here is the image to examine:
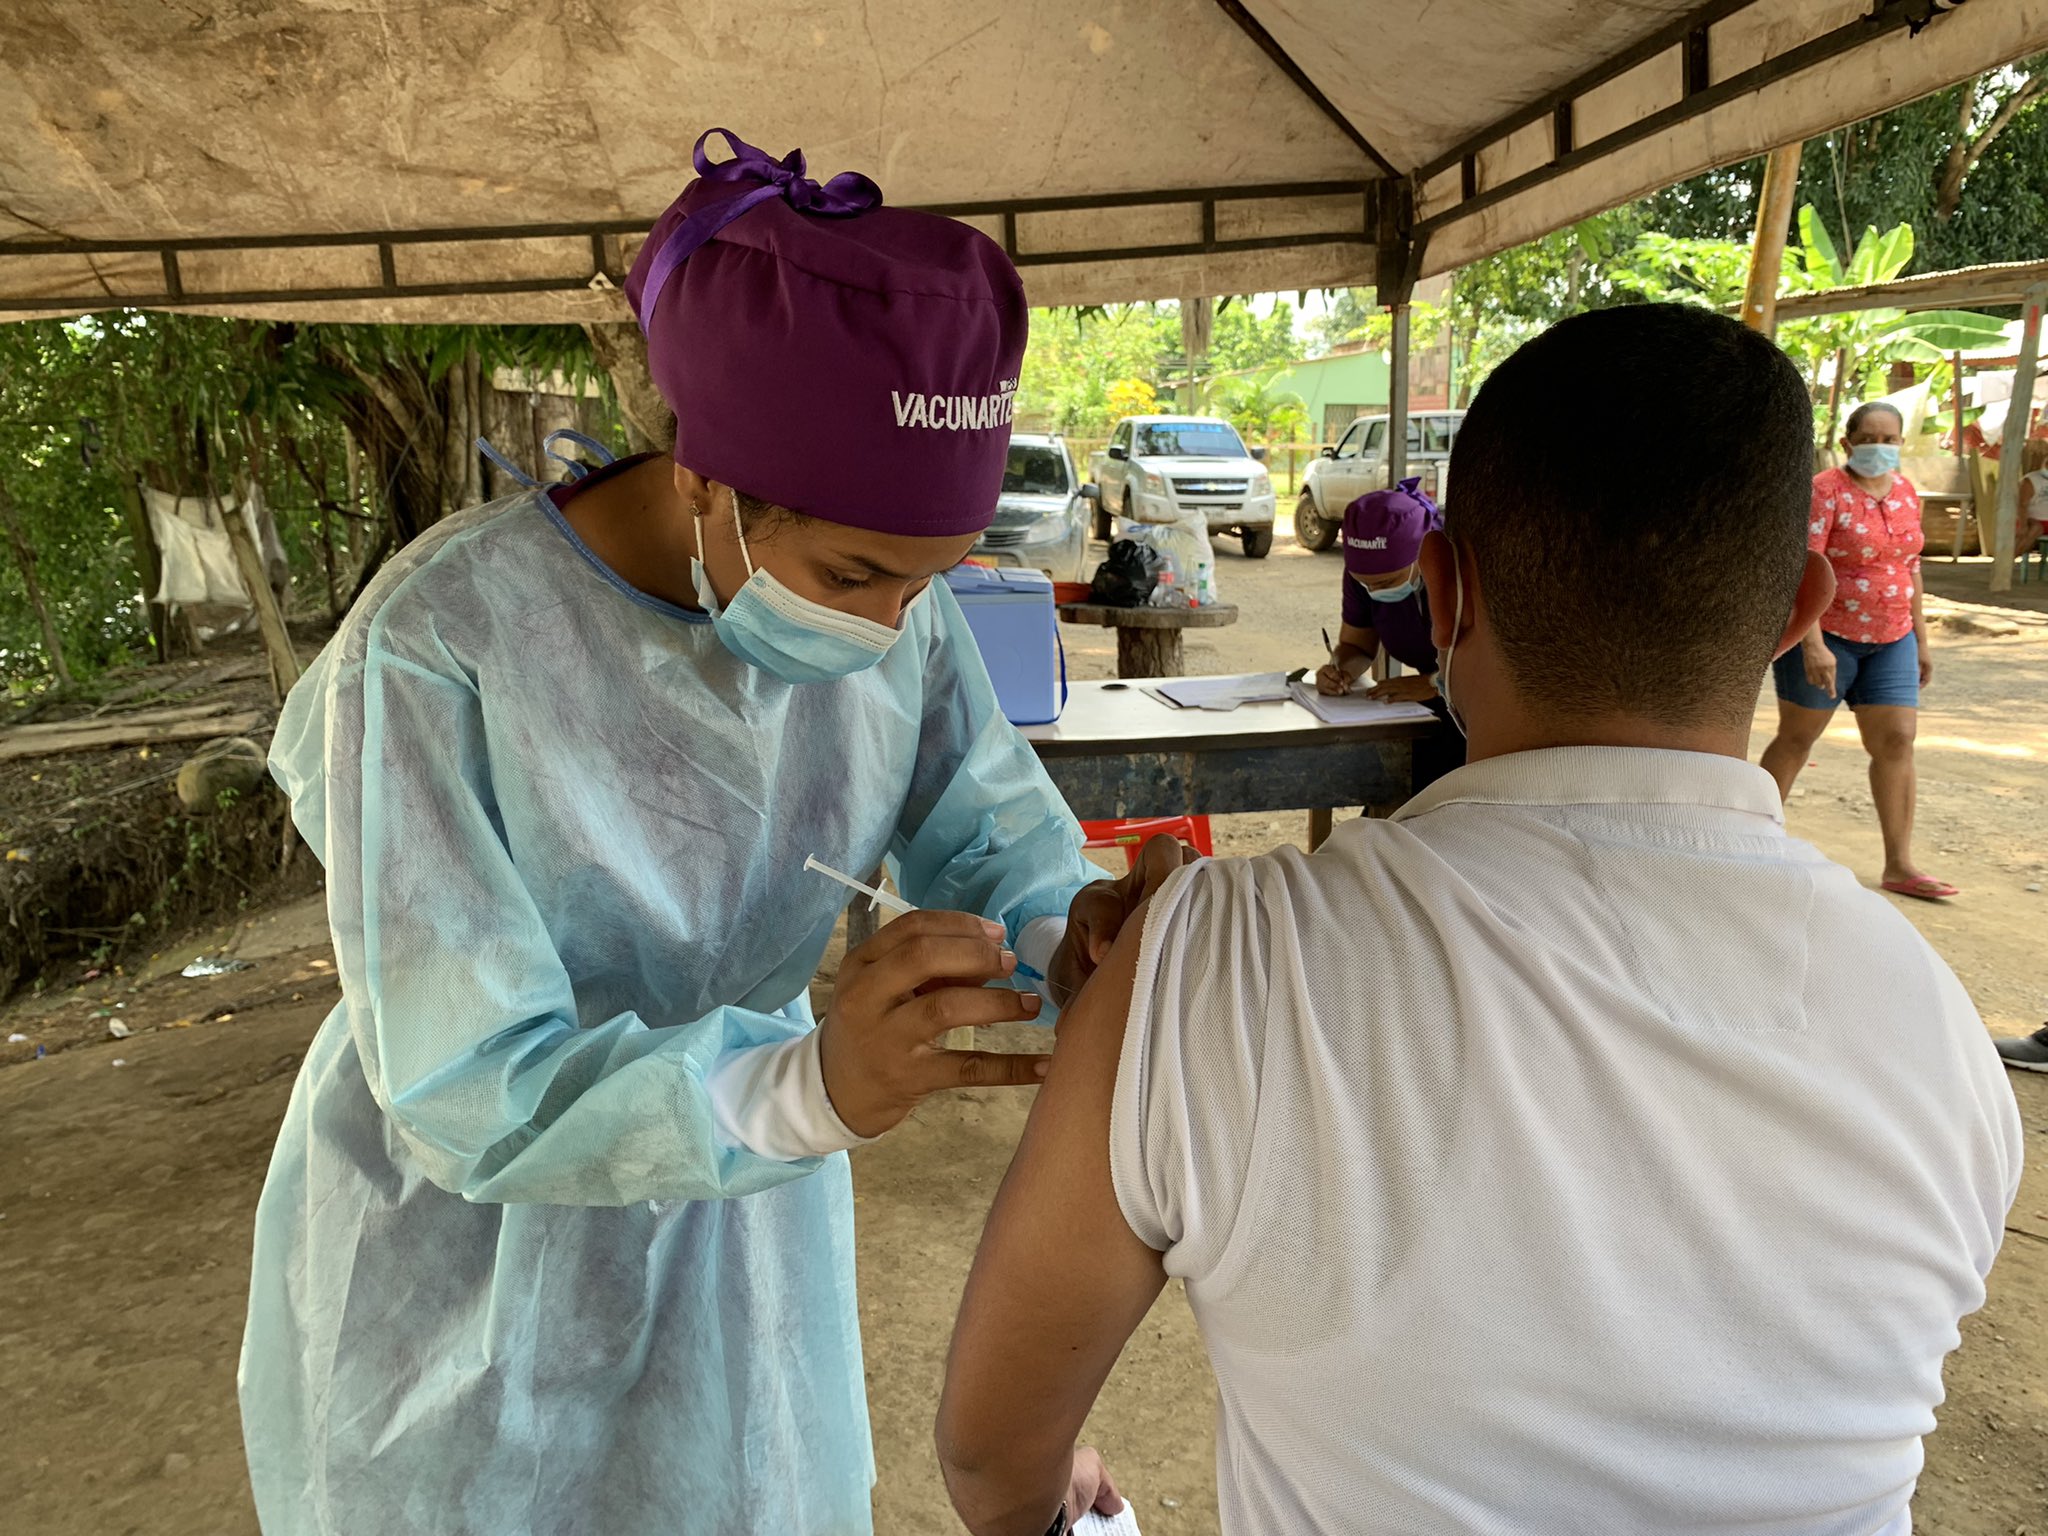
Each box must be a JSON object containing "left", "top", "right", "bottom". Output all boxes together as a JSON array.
[
  {"left": 1440, "top": 536, "right": 1469, "bottom": 740},
  {"left": 692, "top": 487, "right": 758, "bottom": 590},
  {"left": 727, "top": 490, "right": 758, "bottom": 580}
]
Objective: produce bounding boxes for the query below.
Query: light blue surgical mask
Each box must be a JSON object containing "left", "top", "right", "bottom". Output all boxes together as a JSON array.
[
  {"left": 692, "top": 497, "right": 913, "bottom": 684},
  {"left": 1364, "top": 576, "right": 1419, "bottom": 604},
  {"left": 1846, "top": 442, "right": 1901, "bottom": 477}
]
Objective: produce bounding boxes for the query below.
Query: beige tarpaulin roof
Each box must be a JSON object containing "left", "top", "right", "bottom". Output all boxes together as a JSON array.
[{"left": 2, "top": 0, "right": 2044, "bottom": 323}]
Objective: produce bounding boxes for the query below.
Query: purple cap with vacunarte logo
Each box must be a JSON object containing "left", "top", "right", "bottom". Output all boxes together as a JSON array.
[
  {"left": 1343, "top": 477, "right": 1441, "bottom": 576},
  {"left": 627, "top": 129, "right": 1028, "bottom": 538}
]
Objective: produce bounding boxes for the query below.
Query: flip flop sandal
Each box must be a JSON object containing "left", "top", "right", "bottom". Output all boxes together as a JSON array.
[{"left": 1880, "top": 876, "right": 1960, "bottom": 901}]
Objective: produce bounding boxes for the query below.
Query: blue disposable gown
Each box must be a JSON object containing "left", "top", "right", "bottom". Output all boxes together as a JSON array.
[{"left": 238, "top": 489, "right": 1095, "bottom": 1535}]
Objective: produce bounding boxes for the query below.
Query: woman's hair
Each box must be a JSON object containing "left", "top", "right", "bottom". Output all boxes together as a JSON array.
[
  {"left": 1844, "top": 401, "right": 1905, "bottom": 439},
  {"left": 2022, "top": 436, "right": 2048, "bottom": 474},
  {"left": 731, "top": 488, "right": 811, "bottom": 541}
]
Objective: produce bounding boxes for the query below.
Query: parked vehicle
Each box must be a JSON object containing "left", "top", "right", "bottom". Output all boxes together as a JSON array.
[
  {"left": 970, "top": 433, "right": 1090, "bottom": 580},
  {"left": 1295, "top": 408, "right": 1465, "bottom": 552},
  {"left": 1088, "top": 415, "right": 1278, "bottom": 558}
]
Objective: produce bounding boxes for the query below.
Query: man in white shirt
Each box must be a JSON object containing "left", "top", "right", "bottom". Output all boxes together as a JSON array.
[{"left": 935, "top": 304, "right": 2023, "bottom": 1536}]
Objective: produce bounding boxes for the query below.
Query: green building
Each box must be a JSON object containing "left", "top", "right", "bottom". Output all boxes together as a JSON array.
[{"left": 1172, "top": 342, "right": 1392, "bottom": 445}]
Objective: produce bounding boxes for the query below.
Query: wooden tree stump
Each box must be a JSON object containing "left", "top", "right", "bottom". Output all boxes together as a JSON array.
[{"left": 1056, "top": 602, "right": 1240, "bottom": 680}]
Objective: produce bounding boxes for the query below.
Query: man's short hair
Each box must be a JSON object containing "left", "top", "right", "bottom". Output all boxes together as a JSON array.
[{"left": 1445, "top": 304, "right": 1813, "bottom": 729}]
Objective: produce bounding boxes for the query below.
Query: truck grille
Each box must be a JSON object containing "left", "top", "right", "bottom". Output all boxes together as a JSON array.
[
  {"left": 978, "top": 526, "right": 1031, "bottom": 548},
  {"left": 1171, "top": 478, "right": 1250, "bottom": 497}
]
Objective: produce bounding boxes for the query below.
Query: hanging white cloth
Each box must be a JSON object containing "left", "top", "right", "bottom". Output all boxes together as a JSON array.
[{"left": 144, "top": 483, "right": 286, "bottom": 609}]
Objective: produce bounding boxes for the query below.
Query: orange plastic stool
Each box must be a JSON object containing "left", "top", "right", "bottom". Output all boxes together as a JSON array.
[{"left": 1079, "top": 814, "right": 1214, "bottom": 870}]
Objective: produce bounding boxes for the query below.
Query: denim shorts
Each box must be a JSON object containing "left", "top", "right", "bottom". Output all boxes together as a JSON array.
[{"left": 1773, "top": 630, "right": 1919, "bottom": 711}]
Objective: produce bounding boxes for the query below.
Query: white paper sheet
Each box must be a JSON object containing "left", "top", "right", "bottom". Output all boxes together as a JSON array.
[
  {"left": 1154, "top": 672, "right": 1291, "bottom": 711},
  {"left": 1286, "top": 679, "right": 1438, "bottom": 726},
  {"left": 1074, "top": 1502, "right": 1145, "bottom": 1535}
]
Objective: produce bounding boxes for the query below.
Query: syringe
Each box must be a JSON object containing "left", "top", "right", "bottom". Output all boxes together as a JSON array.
[{"left": 803, "top": 855, "right": 917, "bottom": 916}]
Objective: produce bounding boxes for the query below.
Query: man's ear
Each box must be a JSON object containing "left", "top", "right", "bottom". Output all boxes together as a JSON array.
[
  {"left": 1772, "top": 552, "right": 1837, "bottom": 659},
  {"left": 1418, "top": 529, "right": 1468, "bottom": 651}
]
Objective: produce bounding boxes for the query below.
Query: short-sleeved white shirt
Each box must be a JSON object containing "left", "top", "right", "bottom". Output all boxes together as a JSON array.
[{"left": 1112, "top": 747, "right": 2020, "bottom": 1535}]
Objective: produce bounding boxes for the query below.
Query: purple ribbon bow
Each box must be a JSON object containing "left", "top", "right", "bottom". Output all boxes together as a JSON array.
[
  {"left": 1395, "top": 475, "right": 1442, "bottom": 527},
  {"left": 634, "top": 128, "right": 884, "bottom": 332}
]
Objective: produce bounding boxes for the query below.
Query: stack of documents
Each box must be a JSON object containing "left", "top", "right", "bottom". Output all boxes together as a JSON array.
[
  {"left": 1285, "top": 679, "right": 1437, "bottom": 725},
  {"left": 1152, "top": 672, "right": 1290, "bottom": 711}
]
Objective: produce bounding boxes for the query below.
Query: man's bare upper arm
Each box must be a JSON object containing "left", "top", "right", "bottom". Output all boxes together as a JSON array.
[{"left": 937, "top": 910, "right": 1169, "bottom": 1523}]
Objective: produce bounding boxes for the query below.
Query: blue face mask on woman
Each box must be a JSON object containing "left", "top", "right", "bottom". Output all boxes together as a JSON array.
[
  {"left": 1364, "top": 575, "right": 1419, "bottom": 604},
  {"left": 692, "top": 496, "right": 919, "bottom": 684},
  {"left": 1846, "top": 442, "right": 1901, "bottom": 477}
]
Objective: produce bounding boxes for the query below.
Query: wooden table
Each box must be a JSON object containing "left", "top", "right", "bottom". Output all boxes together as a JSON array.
[
  {"left": 1056, "top": 601, "right": 1239, "bottom": 678},
  {"left": 1021, "top": 676, "right": 1442, "bottom": 845}
]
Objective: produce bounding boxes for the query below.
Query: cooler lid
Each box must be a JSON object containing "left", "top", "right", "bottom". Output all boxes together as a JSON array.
[{"left": 943, "top": 564, "right": 1054, "bottom": 598}]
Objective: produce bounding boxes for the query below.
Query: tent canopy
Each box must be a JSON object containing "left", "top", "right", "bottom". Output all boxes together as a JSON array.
[{"left": 2, "top": 0, "right": 2044, "bottom": 323}]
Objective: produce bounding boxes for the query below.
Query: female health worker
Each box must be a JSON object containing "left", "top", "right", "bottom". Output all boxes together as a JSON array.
[
  {"left": 238, "top": 130, "right": 1160, "bottom": 1534},
  {"left": 1314, "top": 478, "right": 1452, "bottom": 705}
]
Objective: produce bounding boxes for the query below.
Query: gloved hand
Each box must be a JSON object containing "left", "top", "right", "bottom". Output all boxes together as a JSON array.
[
  {"left": 1045, "top": 833, "right": 1202, "bottom": 1012},
  {"left": 819, "top": 911, "right": 1049, "bottom": 1138}
]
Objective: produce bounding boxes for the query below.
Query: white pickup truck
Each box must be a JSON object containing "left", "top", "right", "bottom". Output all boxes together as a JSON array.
[{"left": 1087, "top": 414, "right": 1278, "bottom": 558}]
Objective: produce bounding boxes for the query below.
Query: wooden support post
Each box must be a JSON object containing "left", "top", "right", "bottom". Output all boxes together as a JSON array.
[
  {"left": 221, "top": 495, "right": 302, "bottom": 703},
  {"left": 1821, "top": 347, "right": 1849, "bottom": 464},
  {"left": 1952, "top": 350, "right": 1966, "bottom": 463},
  {"left": 1989, "top": 283, "right": 2045, "bottom": 593},
  {"left": 1307, "top": 807, "right": 1333, "bottom": 852},
  {"left": 1386, "top": 302, "right": 1411, "bottom": 486},
  {"left": 1740, "top": 144, "right": 1804, "bottom": 336}
]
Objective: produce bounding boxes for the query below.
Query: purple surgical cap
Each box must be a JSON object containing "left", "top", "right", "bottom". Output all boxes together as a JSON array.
[
  {"left": 627, "top": 129, "right": 1029, "bottom": 538},
  {"left": 1343, "top": 477, "right": 1442, "bottom": 576}
]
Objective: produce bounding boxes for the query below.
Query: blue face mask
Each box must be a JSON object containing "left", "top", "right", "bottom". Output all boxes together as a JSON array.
[
  {"left": 693, "top": 498, "right": 914, "bottom": 684},
  {"left": 1846, "top": 442, "right": 1901, "bottom": 477},
  {"left": 1363, "top": 576, "right": 1419, "bottom": 604}
]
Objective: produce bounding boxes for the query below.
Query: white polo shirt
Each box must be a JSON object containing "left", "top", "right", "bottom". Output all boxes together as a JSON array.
[{"left": 1112, "top": 747, "right": 2020, "bottom": 1535}]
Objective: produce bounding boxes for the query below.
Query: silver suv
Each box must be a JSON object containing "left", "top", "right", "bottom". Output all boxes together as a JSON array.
[
  {"left": 1295, "top": 409, "right": 1463, "bottom": 552},
  {"left": 971, "top": 433, "right": 1089, "bottom": 580}
]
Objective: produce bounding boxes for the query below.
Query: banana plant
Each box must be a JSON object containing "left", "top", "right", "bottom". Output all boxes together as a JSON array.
[{"left": 1787, "top": 207, "right": 2011, "bottom": 413}]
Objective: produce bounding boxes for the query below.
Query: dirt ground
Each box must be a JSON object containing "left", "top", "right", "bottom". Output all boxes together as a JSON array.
[{"left": 3, "top": 533, "right": 2046, "bottom": 1535}]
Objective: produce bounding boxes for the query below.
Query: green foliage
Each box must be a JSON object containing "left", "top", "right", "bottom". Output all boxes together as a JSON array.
[
  {"left": 1205, "top": 299, "right": 1299, "bottom": 375},
  {"left": 0, "top": 322, "right": 149, "bottom": 686},
  {"left": 1017, "top": 305, "right": 1178, "bottom": 433},
  {"left": 0, "top": 312, "right": 598, "bottom": 689},
  {"left": 1448, "top": 211, "right": 1642, "bottom": 399},
  {"left": 1639, "top": 53, "right": 2048, "bottom": 271},
  {"left": 1210, "top": 367, "right": 1308, "bottom": 445},
  {"left": 1304, "top": 289, "right": 1376, "bottom": 355}
]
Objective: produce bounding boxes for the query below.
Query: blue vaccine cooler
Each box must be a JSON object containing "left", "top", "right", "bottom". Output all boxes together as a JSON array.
[{"left": 942, "top": 565, "right": 1065, "bottom": 726}]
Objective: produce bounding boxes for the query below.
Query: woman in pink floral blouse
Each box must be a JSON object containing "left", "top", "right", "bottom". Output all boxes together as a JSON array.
[{"left": 1760, "top": 401, "right": 1955, "bottom": 900}]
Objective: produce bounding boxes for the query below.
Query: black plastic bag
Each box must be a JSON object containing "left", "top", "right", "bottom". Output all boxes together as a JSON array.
[{"left": 1088, "top": 538, "right": 1167, "bottom": 608}]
